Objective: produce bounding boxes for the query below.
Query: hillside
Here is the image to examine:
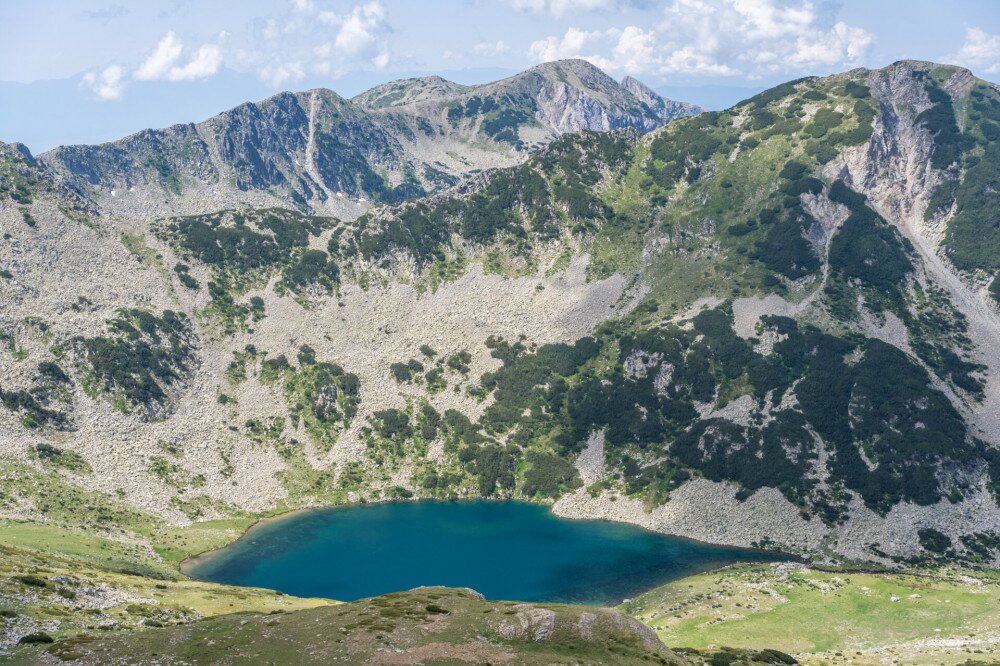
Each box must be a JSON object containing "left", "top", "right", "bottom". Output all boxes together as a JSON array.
[
  {"left": 5, "top": 580, "right": 803, "bottom": 666},
  {"left": 34, "top": 59, "right": 697, "bottom": 222},
  {"left": 622, "top": 563, "right": 1000, "bottom": 664},
  {"left": 3, "top": 56, "right": 1000, "bottom": 621}
]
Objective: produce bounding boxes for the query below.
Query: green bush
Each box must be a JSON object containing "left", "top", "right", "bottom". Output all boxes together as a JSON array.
[
  {"left": 916, "top": 78, "right": 974, "bottom": 170},
  {"left": 521, "top": 451, "right": 582, "bottom": 498},
  {"left": 918, "top": 528, "right": 952, "bottom": 553},
  {"left": 32, "top": 443, "right": 91, "bottom": 474},
  {"left": 446, "top": 351, "right": 471, "bottom": 374},
  {"left": 390, "top": 359, "right": 424, "bottom": 383},
  {"left": 17, "top": 574, "right": 47, "bottom": 587},
  {"left": 72, "top": 309, "right": 195, "bottom": 417}
]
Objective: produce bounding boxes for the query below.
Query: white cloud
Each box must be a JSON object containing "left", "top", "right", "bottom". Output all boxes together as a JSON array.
[
  {"left": 258, "top": 61, "right": 306, "bottom": 87},
  {"left": 526, "top": 0, "right": 874, "bottom": 78},
  {"left": 134, "top": 31, "right": 184, "bottom": 80},
  {"left": 263, "top": 0, "right": 391, "bottom": 82},
  {"left": 528, "top": 27, "right": 605, "bottom": 62},
  {"left": 511, "top": 0, "right": 622, "bottom": 17},
  {"left": 950, "top": 27, "right": 1000, "bottom": 75},
  {"left": 134, "top": 31, "right": 222, "bottom": 82},
  {"left": 786, "top": 21, "right": 873, "bottom": 67},
  {"left": 166, "top": 44, "right": 222, "bottom": 81},
  {"left": 473, "top": 40, "right": 510, "bottom": 57},
  {"left": 318, "top": 1, "right": 389, "bottom": 61},
  {"left": 81, "top": 65, "right": 126, "bottom": 100}
]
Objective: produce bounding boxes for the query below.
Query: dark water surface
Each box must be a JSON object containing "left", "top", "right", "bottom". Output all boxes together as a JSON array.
[{"left": 189, "top": 501, "right": 783, "bottom": 605}]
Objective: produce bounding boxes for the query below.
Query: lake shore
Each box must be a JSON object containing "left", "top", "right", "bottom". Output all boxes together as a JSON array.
[
  {"left": 181, "top": 491, "right": 813, "bottom": 580},
  {"left": 180, "top": 499, "right": 790, "bottom": 605},
  {"left": 180, "top": 505, "right": 321, "bottom": 577}
]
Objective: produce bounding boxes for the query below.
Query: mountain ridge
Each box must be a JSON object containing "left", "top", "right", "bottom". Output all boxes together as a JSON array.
[{"left": 33, "top": 59, "right": 699, "bottom": 222}]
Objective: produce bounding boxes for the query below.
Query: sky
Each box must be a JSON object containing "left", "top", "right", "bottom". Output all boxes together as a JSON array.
[{"left": 1, "top": 0, "right": 998, "bottom": 152}]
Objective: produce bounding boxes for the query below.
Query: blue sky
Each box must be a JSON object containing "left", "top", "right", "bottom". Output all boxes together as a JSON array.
[{"left": 1, "top": 0, "right": 998, "bottom": 152}]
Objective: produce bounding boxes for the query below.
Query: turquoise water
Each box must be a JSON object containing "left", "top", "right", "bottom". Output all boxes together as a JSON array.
[{"left": 189, "top": 501, "right": 783, "bottom": 605}]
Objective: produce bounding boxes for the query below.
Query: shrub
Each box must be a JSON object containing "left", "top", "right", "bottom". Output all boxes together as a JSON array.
[
  {"left": 521, "top": 451, "right": 582, "bottom": 498},
  {"left": 16, "top": 574, "right": 47, "bottom": 587},
  {"left": 918, "top": 528, "right": 952, "bottom": 553},
  {"left": 173, "top": 263, "right": 199, "bottom": 289},
  {"left": 390, "top": 359, "right": 424, "bottom": 383},
  {"left": 446, "top": 351, "right": 472, "bottom": 374},
  {"left": 916, "top": 79, "right": 974, "bottom": 169},
  {"left": 32, "top": 443, "right": 91, "bottom": 474}
]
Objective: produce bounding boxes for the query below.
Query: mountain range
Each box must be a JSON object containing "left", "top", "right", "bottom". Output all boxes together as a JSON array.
[
  {"left": 33, "top": 59, "right": 698, "bottom": 222},
  {"left": 2, "top": 58, "right": 1000, "bottom": 656}
]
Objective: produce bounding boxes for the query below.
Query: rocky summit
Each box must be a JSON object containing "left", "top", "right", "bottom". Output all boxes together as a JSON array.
[{"left": 3, "top": 56, "right": 1000, "bottom": 662}]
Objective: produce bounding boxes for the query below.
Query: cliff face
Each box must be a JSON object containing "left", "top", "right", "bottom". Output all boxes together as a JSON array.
[{"left": 833, "top": 60, "right": 1000, "bottom": 454}]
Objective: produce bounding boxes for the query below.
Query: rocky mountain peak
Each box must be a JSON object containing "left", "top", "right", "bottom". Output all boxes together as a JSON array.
[{"left": 352, "top": 76, "right": 471, "bottom": 109}]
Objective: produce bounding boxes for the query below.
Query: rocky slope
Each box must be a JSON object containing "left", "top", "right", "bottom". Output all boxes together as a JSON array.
[
  {"left": 2, "top": 59, "right": 1000, "bottom": 575},
  {"left": 36, "top": 59, "right": 697, "bottom": 222}
]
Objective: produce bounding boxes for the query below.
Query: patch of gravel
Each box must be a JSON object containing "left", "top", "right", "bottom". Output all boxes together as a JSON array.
[
  {"left": 552, "top": 478, "right": 827, "bottom": 553},
  {"left": 575, "top": 430, "right": 607, "bottom": 486},
  {"left": 252, "top": 254, "right": 633, "bottom": 468},
  {"left": 833, "top": 488, "right": 1000, "bottom": 564},
  {"left": 576, "top": 612, "right": 597, "bottom": 639}
]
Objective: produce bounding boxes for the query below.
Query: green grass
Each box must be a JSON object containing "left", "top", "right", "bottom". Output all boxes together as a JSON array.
[
  {"left": 120, "top": 231, "right": 160, "bottom": 266},
  {"left": 0, "top": 522, "right": 174, "bottom": 578},
  {"left": 0, "top": 538, "right": 331, "bottom": 656},
  {"left": 622, "top": 564, "right": 1000, "bottom": 660}
]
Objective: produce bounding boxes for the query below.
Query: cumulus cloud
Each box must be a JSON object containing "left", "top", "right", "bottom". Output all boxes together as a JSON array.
[
  {"left": 785, "top": 21, "right": 873, "bottom": 67},
  {"left": 315, "top": 2, "right": 390, "bottom": 63},
  {"left": 167, "top": 44, "right": 223, "bottom": 81},
  {"left": 134, "top": 31, "right": 222, "bottom": 82},
  {"left": 527, "top": 0, "right": 874, "bottom": 78},
  {"left": 134, "top": 31, "right": 184, "bottom": 80},
  {"left": 949, "top": 27, "right": 1000, "bottom": 75},
  {"left": 81, "top": 65, "right": 126, "bottom": 100}
]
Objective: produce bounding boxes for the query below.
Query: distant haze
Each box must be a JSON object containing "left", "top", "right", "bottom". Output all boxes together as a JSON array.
[{"left": 656, "top": 85, "right": 766, "bottom": 112}]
